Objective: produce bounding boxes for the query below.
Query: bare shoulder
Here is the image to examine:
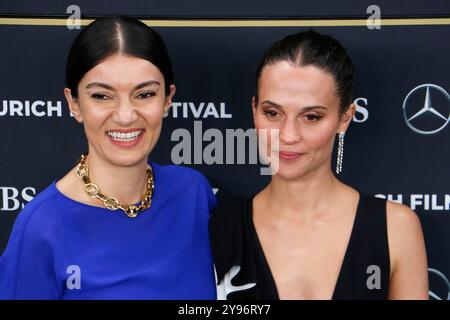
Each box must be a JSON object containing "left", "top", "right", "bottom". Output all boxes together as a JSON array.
[
  {"left": 385, "top": 200, "right": 425, "bottom": 255},
  {"left": 385, "top": 201, "right": 423, "bottom": 237},
  {"left": 385, "top": 200, "right": 428, "bottom": 299}
]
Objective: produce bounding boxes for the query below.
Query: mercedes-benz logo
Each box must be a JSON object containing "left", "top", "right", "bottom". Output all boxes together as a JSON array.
[
  {"left": 429, "top": 268, "right": 450, "bottom": 300},
  {"left": 402, "top": 84, "right": 450, "bottom": 135}
]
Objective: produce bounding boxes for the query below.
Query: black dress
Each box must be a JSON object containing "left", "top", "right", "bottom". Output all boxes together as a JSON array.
[{"left": 209, "top": 194, "right": 390, "bottom": 300}]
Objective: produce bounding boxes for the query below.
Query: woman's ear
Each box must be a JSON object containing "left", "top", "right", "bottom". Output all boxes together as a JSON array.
[
  {"left": 163, "top": 84, "right": 176, "bottom": 115},
  {"left": 337, "top": 103, "right": 356, "bottom": 133},
  {"left": 251, "top": 96, "right": 258, "bottom": 127},
  {"left": 64, "top": 88, "right": 83, "bottom": 123},
  {"left": 252, "top": 96, "right": 257, "bottom": 117}
]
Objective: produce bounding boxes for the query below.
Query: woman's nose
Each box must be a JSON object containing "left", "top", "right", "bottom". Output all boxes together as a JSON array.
[
  {"left": 112, "top": 99, "right": 138, "bottom": 125},
  {"left": 280, "top": 118, "right": 301, "bottom": 145}
]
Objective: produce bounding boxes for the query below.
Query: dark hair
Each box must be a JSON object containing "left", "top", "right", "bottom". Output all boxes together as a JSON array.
[
  {"left": 255, "top": 30, "right": 354, "bottom": 113},
  {"left": 66, "top": 16, "right": 174, "bottom": 97}
]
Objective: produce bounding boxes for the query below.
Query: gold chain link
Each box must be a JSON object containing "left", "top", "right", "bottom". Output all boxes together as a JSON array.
[{"left": 76, "top": 153, "right": 154, "bottom": 218}]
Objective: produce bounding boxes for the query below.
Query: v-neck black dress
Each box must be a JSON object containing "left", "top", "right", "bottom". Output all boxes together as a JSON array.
[{"left": 209, "top": 195, "right": 390, "bottom": 300}]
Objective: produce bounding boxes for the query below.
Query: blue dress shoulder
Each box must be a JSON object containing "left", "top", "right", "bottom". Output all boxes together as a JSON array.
[{"left": 0, "top": 163, "right": 217, "bottom": 300}]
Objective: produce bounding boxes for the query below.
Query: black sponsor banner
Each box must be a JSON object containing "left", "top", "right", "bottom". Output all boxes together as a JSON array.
[{"left": 0, "top": 1, "right": 449, "bottom": 300}]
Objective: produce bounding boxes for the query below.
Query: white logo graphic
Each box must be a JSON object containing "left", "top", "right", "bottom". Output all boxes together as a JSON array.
[
  {"left": 171, "top": 122, "right": 279, "bottom": 175},
  {"left": 366, "top": 265, "right": 381, "bottom": 290},
  {"left": 66, "top": 5, "right": 81, "bottom": 30},
  {"left": 215, "top": 265, "right": 256, "bottom": 300},
  {"left": 0, "top": 100, "right": 65, "bottom": 117},
  {"left": 366, "top": 5, "right": 381, "bottom": 30},
  {"left": 428, "top": 268, "right": 450, "bottom": 300},
  {"left": 353, "top": 97, "right": 369, "bottom": 123},
  {"left": 66, "top": 265, "right": 81, "bottom": 290},
  {"left": 375, "top": 194, "right": 449, "bottom": 212},
  {"left": 166, "top": 102, "right": 232, "bottom": 119},
  {"left": 402, "top": 84, "right": 450, "bottom": 135},
  {"left": 0, "top": 187, "right": 35, "bottom": 211}
]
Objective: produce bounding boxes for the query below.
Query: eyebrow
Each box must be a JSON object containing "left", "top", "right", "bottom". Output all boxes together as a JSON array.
[
  {"left": 85, "top": 80, "right": 161, "bottom": 91},
  {"left": 260, "top": 100, "right": 327, "bottom": 111},
  {"left": 134, "top": 80, "right": 161, "bottom": 90}
]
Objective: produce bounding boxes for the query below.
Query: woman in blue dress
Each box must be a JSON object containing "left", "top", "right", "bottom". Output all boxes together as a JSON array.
[{"left": 0, "top": 16, "right": 217, "bottom": 299}]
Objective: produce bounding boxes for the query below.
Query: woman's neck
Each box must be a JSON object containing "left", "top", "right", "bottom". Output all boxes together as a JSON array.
[
  {"left": 257, "top": 165, "right": 344, "bottom": 222},
  {"left": 85, "top": 152, "right": 149, "bottom": 205}
]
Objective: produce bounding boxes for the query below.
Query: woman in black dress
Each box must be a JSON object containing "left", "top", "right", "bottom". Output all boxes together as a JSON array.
[{"left": 210, "top": 30, "right": 428, "bottom": 300}]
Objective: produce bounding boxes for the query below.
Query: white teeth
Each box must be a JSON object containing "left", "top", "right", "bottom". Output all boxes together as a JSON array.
[{"left": 107, "top": 130, "right": 142, "bottom": 142}]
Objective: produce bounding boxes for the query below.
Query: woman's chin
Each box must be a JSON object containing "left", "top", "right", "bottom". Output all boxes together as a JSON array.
[
  {"left": 274, "top": 167, "right": 307, "bottom": 180},
  {"left": 104, "top": 152, "right": 149, "bottom": 168}
]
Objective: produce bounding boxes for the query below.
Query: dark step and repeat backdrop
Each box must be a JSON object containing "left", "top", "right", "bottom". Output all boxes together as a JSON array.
[{"left": 0, "top": 0, "right": 449, "bottom": 299}]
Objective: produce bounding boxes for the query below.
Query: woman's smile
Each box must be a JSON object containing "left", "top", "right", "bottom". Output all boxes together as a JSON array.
[{"left": 106, "top": 128, "right": 146, "bottom": 147}]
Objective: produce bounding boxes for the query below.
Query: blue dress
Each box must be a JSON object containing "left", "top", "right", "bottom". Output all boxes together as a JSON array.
[{"left": 0, "top": 163, "right": 217, "bottom": 300}]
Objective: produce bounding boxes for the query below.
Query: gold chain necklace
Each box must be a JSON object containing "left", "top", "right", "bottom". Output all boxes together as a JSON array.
[{"left": 75, "top": 153, "right": 154, "bottom": 218}]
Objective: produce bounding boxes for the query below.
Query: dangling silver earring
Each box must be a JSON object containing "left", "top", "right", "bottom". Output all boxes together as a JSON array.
[{"left": 336, "top": 132, "right": 345, "bottom": 174}]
